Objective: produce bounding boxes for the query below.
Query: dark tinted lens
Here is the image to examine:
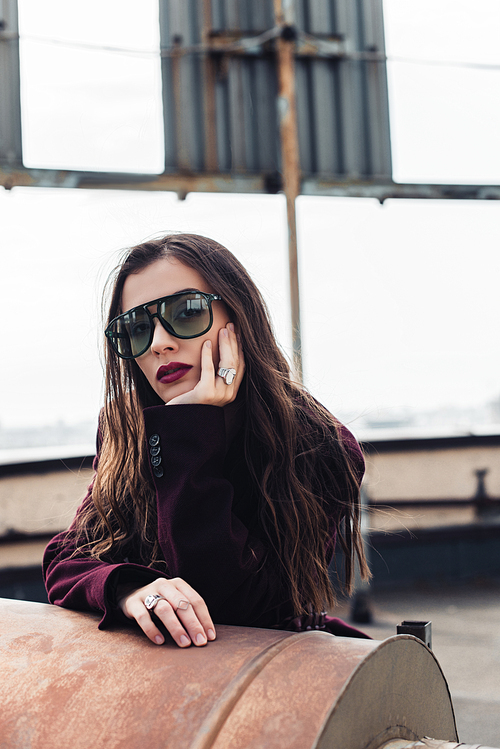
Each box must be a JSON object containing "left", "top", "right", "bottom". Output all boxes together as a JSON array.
[
  {"left": 126, "top": 308, "right": 152, "bottom": 356},
  {"left": 108, "top": 308, "right": 151, "bottom": 358},
  {"left": 107, "top": 317, "right": 132, "bottom": 358},
  {"left": 161, "top": 293, "right": 210, "bottom": 337}
]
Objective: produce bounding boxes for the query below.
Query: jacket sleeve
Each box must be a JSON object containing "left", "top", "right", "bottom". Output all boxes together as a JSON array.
[
  {"left": 43, "top": 470, "right": 167, "bottom": 629},
  {"left": 43, "top": 532, "right": 162, "bottom": 629}
]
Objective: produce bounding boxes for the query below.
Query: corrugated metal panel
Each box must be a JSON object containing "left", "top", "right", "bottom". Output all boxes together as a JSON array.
[
  {"left": 0, "top": 0, "right": 23, "bottom": 166},
  {"left": 211, "top": 0, "right": 275, "bottom": 35},
  {"left": 158, "top": 0, "right": 391, "bottom": 182},
  {"left": 159, "top": 0, "right": 280, "bottom": 177}
]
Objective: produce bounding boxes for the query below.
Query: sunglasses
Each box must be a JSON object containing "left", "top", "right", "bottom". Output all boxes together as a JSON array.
[{"left": 105, "top": 290, "right": 222, "bottom": 359}]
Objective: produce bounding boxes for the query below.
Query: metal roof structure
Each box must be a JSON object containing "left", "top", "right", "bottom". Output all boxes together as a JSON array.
[
  {"left": 2, "top": 0, "right": 498, "bottom": 201},
  {"left": 1, "top": 0, "right": 499, "bottom": 375}
]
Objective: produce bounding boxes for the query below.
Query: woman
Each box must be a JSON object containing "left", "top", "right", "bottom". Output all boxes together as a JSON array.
[{"left": 43, "top": 233, "right": 370, "bottom": 648}]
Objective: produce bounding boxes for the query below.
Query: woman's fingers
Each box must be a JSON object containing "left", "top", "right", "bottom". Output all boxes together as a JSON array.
[
  {"left": 165, "top": 321, "right": 244, "bottom": 406},
  {"left": 188, "top": 338, "right": 221, "bottom": 402},
  {"left": 119, "top": 577, "right": 216, "bottom": 647},
  {"left": 227, "top": 326, "right": 245, "bottom": 391},
  {"left": 126, "top": 599, "right": 173, "bottom": 646},
  {"left": 174, "top": 584, "right": 217, "bottom": 642},
  {"left": 154, "top": 582, "right": 216, "bottom": 647},
  {"left": 164, "top": 340, "right": 214, "bottom": 406},
  {"left": 152, "top": 598, "right": 208, "bottom": 647},
  {"left": 215, "top": 323, "right": 244, "bottom": 399}
]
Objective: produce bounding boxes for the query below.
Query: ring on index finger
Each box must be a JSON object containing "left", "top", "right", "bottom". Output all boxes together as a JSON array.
[
  {"left": 217, "top": 367, "right": 236, "bottom": 385},
  {"left": 176, "top": 599, "right": 191, "bottom": 612}
]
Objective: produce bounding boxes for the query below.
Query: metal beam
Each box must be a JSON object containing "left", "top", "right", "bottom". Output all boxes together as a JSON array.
[
  {"left": 301, "top": 179, "right": 500, "bottom": 203},
  {"left": 2, "top": 166, "right": 500, "bottom": 203}
]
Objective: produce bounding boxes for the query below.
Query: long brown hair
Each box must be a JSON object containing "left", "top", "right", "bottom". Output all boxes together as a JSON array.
[{"left": 73, "top": 233, "right": 369, "bottom": 614}]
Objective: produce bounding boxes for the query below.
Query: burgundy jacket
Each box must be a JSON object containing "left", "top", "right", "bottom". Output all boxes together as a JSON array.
[{"left": 43, "top": 403, "right": 369, "bottom": 639}]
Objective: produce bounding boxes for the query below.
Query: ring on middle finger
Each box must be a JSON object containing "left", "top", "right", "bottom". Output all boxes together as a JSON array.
[{"left": 176, "top": 599, "right": 191, "bottom": 612}]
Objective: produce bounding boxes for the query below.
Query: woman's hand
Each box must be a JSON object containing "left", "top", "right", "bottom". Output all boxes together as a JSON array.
[
  {"left": 117, "top": 577, "right": 216, "bottom": 647},
  {"left": 166, "top": 322, "right": 244, "bottom": 407}
]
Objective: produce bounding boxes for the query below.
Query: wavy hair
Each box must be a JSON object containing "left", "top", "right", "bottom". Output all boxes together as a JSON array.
[{"left": 72, "top": 233, "right": 370, "bottom": 614}]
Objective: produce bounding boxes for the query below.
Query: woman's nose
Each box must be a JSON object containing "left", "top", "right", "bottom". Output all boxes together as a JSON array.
[{"left": 150, "top": 319, "right": 179, "bottom": 355}]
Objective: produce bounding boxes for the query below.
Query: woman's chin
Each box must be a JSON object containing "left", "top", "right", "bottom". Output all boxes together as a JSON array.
[{"left": 157, "top": 379, "right": 194, "bottom": 404}]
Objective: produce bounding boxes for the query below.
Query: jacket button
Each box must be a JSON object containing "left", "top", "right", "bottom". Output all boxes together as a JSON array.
[
  {"left": 150, "top": 445, "right": 160, "bottom": 456},
  {"left": 149, "top": 434, "right": 160, "bottom": 447},
  {"left": 153, "top": 466, "right": 164, "bottom": 478},
  {"left": 151, "top": 455, "right": 162, "bottom": 467}
]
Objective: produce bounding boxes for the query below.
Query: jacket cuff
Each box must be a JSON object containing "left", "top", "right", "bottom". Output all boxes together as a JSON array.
[{"left": 99, "top": 565, "right": 168, "bottom": 629}]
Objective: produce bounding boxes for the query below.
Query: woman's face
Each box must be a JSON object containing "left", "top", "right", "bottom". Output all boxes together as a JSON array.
[{"left": 120, "top": 256, "right": 231, "bottom": 403}]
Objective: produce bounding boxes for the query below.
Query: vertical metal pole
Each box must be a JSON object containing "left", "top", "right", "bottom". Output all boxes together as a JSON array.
[
  {"left": 201, "top": 0, "right": 218, "bottom": 172},
  {"left": 171, "top": 38, "right": 190, "bottom": 173},
  {"left": 0, "top": 0, "right": 23, "bottom": 167},
  {"left": 273, "top": 0, "right": 302, "bottom": 382}
]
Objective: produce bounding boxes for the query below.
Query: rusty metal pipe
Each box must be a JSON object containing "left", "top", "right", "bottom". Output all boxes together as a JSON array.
[{"left": 0, "top": 597, "right": 461, "bottom": 749}]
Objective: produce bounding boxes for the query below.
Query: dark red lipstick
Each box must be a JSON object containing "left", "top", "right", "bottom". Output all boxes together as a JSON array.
[{"left": 156, "top": 362, "right": 193, "bottom": 384}]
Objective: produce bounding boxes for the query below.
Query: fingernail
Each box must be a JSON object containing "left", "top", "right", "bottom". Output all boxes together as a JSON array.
[
  {"left": 222, "top": 328, "right": 228, "bottom": 337},
  {"left": 205, "top": 340, "right": 212, "bottom": 349},
  {"left": 180, "top": 635, "right": 191, "bottom": 647},
  {"left": 207, "top": 628, "right": 216, "bottom": 640},
  {"left": 196, "top": 633, "right": 207, "bottom": 645},
  {"left": 155, "top": 635, "right": 164, "bottom": 645},
  {"left": 228, "top": 323, "right": 234, "bottom": 332}
]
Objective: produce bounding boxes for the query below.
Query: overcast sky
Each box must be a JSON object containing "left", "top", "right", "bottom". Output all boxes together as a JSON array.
[{"left": 1, "top": 0, "right": 499, "bottom": 436}]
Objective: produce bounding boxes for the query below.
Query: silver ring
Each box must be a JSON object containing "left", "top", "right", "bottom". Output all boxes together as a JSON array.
[
  {"left": 176, "top": 599, "right": 191, "bottom": 612},
  {"left": 217, "top": 367, "right": 237, "bottom": 385},
  {"left": 144, "top": 593, "right": 164, "bottom": 612}
]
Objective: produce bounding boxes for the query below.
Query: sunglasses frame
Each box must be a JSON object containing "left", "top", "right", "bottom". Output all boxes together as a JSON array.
[{"left": 105, "top": 290, "right": 223, "bottom": 359}]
